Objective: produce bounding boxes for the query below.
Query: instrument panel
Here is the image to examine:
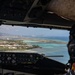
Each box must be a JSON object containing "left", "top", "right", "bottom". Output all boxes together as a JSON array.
[
  {"left": 0, "top": 52, "right": 43, "bottom": 65},
  {"left": 0, "top": 52, "right": 66, "bottom": 74}
]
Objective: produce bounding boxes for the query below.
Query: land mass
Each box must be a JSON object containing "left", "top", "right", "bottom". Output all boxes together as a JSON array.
[
  {"left": 22, "top": 37, "right": 67, "bottom": 44},
  {"left": 0, "top": 35, "right": 67, "bottom": 51},
  {"left": 0, "top": 40, "right": 41, "bottom": 51}
]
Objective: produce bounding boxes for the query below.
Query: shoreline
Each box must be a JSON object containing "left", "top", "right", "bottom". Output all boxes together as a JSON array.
[
  {"left": 23, "top": 38, "right": 67, "bottom": 44},
  {"left": 0, "top": 37, "right": 67, "bottom": 52}
]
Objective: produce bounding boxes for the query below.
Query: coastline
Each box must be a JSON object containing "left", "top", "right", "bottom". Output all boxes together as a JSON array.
[
  {"left": 23, "top": 37, "right": 67, "bottom": 44},
  {"left": 0, "top": 39, "right": 41, "bottom": 51},
  {"left": 0, "top": 37, "right": 67, "bottom": 51}
]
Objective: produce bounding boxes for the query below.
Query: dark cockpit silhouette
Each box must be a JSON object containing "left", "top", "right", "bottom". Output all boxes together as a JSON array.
[{"left": 0, "top": 0, "right": 75, "bottom": 75}]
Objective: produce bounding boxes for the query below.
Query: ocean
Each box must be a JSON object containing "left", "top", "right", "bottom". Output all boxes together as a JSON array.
[{"left": 24, "top": 36, "right": 69, "bottom": 64}]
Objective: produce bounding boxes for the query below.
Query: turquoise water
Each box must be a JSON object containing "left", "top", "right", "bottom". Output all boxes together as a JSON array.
[{"left": 23, "top": 37, "right": 69, "bottom": 64}]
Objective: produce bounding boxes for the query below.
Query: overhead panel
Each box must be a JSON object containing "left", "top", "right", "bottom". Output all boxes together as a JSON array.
[{"left": 0, "top": 0, "right": 35, "bottom": 21}]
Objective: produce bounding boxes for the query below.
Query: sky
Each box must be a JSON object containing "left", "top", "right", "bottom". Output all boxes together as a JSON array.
[{"left": 0, "top": 25, "right": 69, "bottom": 37}]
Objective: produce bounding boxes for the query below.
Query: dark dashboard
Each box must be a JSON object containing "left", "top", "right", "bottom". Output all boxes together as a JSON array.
[
  {"left": 0, "top": 52, "right": 66, "bottom": 74},
  {"left": 0, "top": 52, "right": 43, "bottom": 65}
]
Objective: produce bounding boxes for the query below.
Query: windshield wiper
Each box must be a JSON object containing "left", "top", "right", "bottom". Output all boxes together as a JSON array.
[{"left": 46, "top": 55, "right": 64, "bottom": 57}]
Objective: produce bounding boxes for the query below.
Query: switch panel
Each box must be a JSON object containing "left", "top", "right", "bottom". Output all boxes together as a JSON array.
[{"left": 0, "top": 52, "right": 43, "bottom": 65}]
